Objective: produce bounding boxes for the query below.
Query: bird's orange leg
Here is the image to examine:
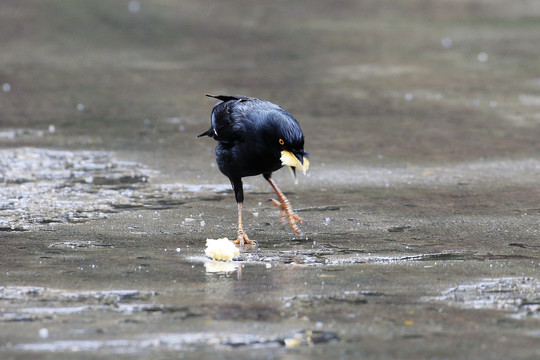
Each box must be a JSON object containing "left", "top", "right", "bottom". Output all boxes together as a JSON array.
[
  {"left": 233, "top": 202, "right": 255, "bottom": 246},
  {"left": 266, "top": 178, "right": 303, "bottom": 236}
]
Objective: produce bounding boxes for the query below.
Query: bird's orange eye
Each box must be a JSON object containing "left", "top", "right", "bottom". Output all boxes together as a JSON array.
[{"left": 279, "top": 138, "right": 285, "bottom": 145}]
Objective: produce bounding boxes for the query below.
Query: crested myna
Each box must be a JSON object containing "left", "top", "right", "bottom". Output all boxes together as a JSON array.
[{"left": 198, "top": 94, "right": 309, "bottom": 245}]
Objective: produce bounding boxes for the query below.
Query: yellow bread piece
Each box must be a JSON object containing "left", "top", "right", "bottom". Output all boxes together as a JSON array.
[{"left": 205, "top": 238, "right": 240, "bottom": 262}]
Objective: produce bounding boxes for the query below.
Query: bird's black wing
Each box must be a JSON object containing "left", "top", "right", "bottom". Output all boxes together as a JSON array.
[{"left": 200, "top": 94, "right": 260, "bottom": 142}]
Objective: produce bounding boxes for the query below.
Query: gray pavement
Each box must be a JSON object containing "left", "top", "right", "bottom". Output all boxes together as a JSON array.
[{"left": 1, "top": 1, "right": 539, "bottom": 359}]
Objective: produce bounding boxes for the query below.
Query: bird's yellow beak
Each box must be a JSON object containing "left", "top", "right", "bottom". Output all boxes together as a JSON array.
[{"left": 280, "top": 151, "right": 310, "bottom": 182}]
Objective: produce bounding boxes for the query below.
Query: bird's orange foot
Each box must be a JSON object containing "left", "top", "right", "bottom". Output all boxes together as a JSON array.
[
  {"left": 233, "top": 230, "right": 256, "bottom": 246},
  {"left": 270, "top": 198, "right": 303, "bottom": 235}
]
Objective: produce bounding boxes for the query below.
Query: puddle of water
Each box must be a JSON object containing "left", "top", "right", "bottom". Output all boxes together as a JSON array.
[
  {"left": 0, "top": 148, "right": 151, "bottom": 229},
  {"left": 4, "top": 284, "right": 340, "bottom": 352},
  {"left": 13, "top": 329, "right": 339, "bottom": 354},
  {"left": 0, "top": 286, "right": 155, "bottom": 303},
  {"left": 0, "top": 148, "right": 229, "bottom": 231},
  {"left": 0, "top": 128, "right": 53, "bottom": 140},
  {"left": 204, "top": 261, "right": 240, "bottom": 274},
  {"left": 19, "top": 306, "right": 92, "bottom": 315},
  {"left": 427, "top": 277, "right": 540, "bottom": 319}
]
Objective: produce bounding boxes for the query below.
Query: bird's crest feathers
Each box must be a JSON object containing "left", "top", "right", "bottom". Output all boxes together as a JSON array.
[{"left": 205, "top": 94, "right": 257, "bottom": 102}]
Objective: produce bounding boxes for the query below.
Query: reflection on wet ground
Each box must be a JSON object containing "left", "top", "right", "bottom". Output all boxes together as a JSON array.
[{"left": 1, "top": 0, "right": 540, "bottom": 359}]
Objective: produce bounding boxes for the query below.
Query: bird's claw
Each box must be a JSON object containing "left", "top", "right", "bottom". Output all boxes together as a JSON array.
[
  {"left": 233, "top": 230, "right": 256, "bottom": 246},
  {"left": 270, "top": 198, "right": 303, "bottom": 235}
]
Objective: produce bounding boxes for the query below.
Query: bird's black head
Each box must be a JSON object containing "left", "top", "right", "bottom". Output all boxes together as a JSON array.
[{"left": 262, "top": 111, "right": 309, "bottom": 178}]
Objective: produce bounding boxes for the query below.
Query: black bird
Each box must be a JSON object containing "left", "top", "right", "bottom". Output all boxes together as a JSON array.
[{"left": 198, "top": 94, "right": 309, "bottom": 246}]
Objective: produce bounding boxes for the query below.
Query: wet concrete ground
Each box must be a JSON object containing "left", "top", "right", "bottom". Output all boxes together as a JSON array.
[{"left": 1, "top": 1, "right": 540, "bottom": 359}]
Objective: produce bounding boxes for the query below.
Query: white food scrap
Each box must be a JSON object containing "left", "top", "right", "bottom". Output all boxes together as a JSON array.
[{"left": 205, "top": 237, "right": 240, "bottom": 262}]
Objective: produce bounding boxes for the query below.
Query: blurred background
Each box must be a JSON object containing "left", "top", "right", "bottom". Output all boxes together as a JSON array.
[{"left": 1, "top": 0, "right": 540, "bottom": 179}]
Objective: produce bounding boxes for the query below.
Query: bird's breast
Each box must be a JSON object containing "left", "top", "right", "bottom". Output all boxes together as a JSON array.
[{"left": 215, "top": 141, "right": 282, "bottom": 178}]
